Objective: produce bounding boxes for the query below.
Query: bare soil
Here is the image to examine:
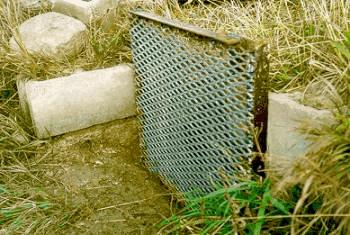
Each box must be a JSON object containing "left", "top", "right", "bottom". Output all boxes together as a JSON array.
[{"left": 42, "top": 117, "right": 171, "bottom": 234}]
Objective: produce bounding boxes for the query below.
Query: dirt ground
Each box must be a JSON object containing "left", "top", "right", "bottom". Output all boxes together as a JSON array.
[{"left": 42, "top": 117, "right": 172, "bottom": 234}]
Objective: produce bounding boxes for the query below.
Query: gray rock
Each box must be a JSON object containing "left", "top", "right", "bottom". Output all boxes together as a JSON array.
[{"left": 10, "top": 12, "right": 87, "bottom": 58}]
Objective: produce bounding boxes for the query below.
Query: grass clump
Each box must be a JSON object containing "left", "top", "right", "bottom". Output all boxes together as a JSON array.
[
  {"left": 0, "top": 101, "right": 74, "bottom": 233},
  {"left": 274, "top": 10, "right": 349, "bottom": 234},
  {"left": 158, "top": 178, "right": 295, "bottom": 234},
  {"left": 275, "top": 110, "right": 350, "bottom": 234}
]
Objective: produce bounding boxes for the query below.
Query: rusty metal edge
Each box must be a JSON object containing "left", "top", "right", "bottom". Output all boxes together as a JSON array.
[{"left": 130, "top": 9, "right": 241, "bottom": 45}]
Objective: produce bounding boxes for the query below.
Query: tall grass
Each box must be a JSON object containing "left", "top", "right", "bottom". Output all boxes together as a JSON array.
[
  {"left": 272, "top": 110, "right": 350, "bottom": 235},
  {"left": 278, "top": 32, "right": 350, "bottom": 234},
  {"left": 158, "top": 178, "right": 296, "bottom": 234}
]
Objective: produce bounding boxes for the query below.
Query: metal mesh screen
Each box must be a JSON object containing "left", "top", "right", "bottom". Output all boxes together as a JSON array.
[{"left": 130, "top": 11, "right": 268, "bottom": 195}]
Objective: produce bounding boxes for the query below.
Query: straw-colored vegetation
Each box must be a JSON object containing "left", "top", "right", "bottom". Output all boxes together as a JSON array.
[{"left": 0, "top": 0, "right": 349, "bottom": 234}]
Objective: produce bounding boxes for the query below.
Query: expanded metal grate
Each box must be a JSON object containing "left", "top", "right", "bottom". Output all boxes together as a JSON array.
[{"left": 130, "top": 10, "right": 268, "bottom": 195}]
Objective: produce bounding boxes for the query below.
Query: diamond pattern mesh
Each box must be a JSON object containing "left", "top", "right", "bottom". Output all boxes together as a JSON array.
[{"left": 130, "top": 13, "right": 268, "bottom": 195}]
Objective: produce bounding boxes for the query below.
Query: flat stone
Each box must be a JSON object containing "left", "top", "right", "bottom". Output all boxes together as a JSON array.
[
  {"left": 9, "top": 12, "right": 87, "bottom": 58},
  {"left": 50, "top": 0, "right": 120, "bottom": 24},
  {"left": 18, "top": 64, "right": 137, "bottom": 138},
  {"left": 267, "top": 92, "right": 335, "bottom": 172}
]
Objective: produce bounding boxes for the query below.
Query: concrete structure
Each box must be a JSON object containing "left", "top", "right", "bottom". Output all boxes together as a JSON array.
[
  {"left": 267, "top": 92, "right": 334, "bottom": 171},
  {"left": 9, "top": 12, "right": 87, "bottom": 58},
  {"left": 17, "top": 65, "right": 137, "bottom": 138},
  {"left": 50, "top": 0, "right": 119, "bottom": 24}
]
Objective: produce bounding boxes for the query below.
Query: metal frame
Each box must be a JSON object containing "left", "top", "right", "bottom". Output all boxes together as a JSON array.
[{"left": 130, "top": 10, "right": 268, "bottom": 195}]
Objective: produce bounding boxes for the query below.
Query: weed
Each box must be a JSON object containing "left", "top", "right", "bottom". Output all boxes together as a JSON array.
[{"left": 158, "top": 178, "right": 295, "bottom": 234}]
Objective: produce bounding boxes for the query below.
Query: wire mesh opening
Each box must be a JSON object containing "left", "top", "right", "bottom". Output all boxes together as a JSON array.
[{"left": 130, "top": 10, "right": 269, "bottom": 195}]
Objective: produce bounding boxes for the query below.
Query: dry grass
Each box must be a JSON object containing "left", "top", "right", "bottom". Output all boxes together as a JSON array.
[
  {"left": 0, "top": 0, "right": 349, "bottom": 234},
  {"left": 148, "top": 0, "right": 350, "bottom": 103}
]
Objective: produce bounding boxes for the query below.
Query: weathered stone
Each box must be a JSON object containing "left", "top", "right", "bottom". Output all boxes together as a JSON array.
[
  {"left": 50, "top": 0, "right": 119, "bottom": 24},
  {"left": 9, "top": 12, "right": 87, "bottom": 58},
  {"left": 267, "top": 92, "right": 335, "bottom": 172},
  {"left": 19, "top": 0, "right": 50, "bottom": 9},
  {"left": 17, "top": 64, "right": 137, "bottom": 138}
]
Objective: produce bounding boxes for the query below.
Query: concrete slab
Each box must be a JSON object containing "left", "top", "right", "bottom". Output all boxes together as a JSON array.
[{"left": 18, "top": 64, "right": 137, "bottom": 138}]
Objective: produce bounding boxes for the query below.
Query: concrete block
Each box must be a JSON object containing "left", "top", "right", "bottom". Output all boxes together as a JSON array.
[
  {"left": 18, "top": 65, "right": 137, "bottom": 138},
  {"left": 50, "top": 0, "right": 119, "bottom": 24},
  {"left": 9, "top": 12, "right": 87, "bottom": 58},
  {"left": 267, "top": 92, "right": 334, "bottom": 171}
]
